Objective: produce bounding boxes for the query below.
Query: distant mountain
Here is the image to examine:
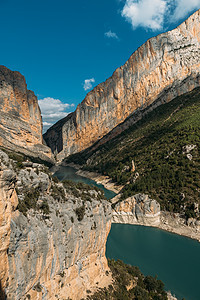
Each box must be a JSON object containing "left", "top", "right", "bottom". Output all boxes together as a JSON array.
[
  {"left": 44, "top": 9, "right": 200, "bottom": 160},
  {"left": 0, "top": 65, "right": 53, "bottom": 163},
  {"left": 67, "top": 87, "right": 200, "bottom": 219}
]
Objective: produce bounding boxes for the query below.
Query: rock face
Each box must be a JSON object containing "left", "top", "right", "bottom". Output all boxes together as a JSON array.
[
  {"left": 44, "top": 9, "right": 200, "bottom": 160},
  {"left": 0, "top": 66, "right": 52, "bottom": 162},
  {"left": 0, "top": 151, "right": 18, "bottom": 298},
  {"left": 112, "top": 194, "right": 160, "bottom": 226},
  {"left": 0, "top": 150, "right": 112, "bottom": 300}
]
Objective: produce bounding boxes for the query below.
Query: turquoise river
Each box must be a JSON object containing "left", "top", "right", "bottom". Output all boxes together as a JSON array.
[{"left": 54, "top": 166, "right": 200, "bottom": 300}]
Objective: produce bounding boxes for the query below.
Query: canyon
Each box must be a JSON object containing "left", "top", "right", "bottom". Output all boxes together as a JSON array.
[
  {"left": 0, "top": 8, "right": 200, "bottom": 300},
  {"left": 74, "top": 166, "right": 200, "bottom": 243},
  {"left": 44, "top": 9, "right": 200, "bottom": 160},
  {"left": 0, "top": 66, "right": 112, "bottom": 299}
]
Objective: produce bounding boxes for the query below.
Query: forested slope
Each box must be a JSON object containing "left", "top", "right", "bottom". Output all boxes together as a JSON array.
[{"left": 67, "top": 88, "right": 200, "bottom": 218}]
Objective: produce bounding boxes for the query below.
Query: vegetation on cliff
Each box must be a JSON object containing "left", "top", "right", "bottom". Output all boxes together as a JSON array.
[
  {"left": 4, "top": 150, "right": 107, "bottom": 222},
  {"left": 0, "top": 149, "right": 112, "bottom": 299},
  {"left": 87, "top": 259, "right": 167, "bottom": 300},
  {"left": 62, "top": 180, "right": 106, "bottom": 202},
  {"left": 67, "top": 88, "right": 200, "bottom": 219},
  {"left": 0, "top": 147, "right": 53, "bottom": 168}
]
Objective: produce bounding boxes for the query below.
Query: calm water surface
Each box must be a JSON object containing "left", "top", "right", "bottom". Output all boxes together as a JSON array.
[
  {"left": 106, "top": 224, "right": 200, "bottom": 300},
  {"left": 54, "top": 166, "right": 200, "bottom": 300},
  {"left": 53, "top": 166, "right": 116, "bottom": 199}
]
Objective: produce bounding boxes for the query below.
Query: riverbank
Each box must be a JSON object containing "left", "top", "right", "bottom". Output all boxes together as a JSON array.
[
  {"left": 62, "top": 162, "right": 123, "bottom": 194},
  {"left": 113, "top": 210, "right": 200, "bottom": 242},
  {"left": 51, "top": 163, "right": 199, "bottom": 299},
  {"left": 159, "top": 211, "right": 200, "bottom": 242},
  {"left": 58, "top": 163, "right": 200, "bottom": 243}
]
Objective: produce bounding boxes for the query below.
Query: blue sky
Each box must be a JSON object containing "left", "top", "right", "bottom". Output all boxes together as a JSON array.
[{"left": 0, "top": 0, "right": 200, "bottom": 132}]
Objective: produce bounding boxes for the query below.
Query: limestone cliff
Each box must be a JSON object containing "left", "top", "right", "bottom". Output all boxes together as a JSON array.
[
  {"left": 0, "top": 151, "right": 18, "bottom": 299},
  {"left": 112, "top": 194, "right": 160, "bottom": 226},
  {"left": 0, "top": 66, "right": 52, "bottom": 162},
  {"left": 0, "top": 150, "right": 112, "bottom": 299},
  {"left": 44, "top": 9, "right": 200, "bottom": 160}
]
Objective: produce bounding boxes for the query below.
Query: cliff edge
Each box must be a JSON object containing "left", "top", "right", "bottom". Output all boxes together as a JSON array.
[
  {"left": 0, "top": 150, "right": 112, "bottom": 299},
  {"left": 44, "top": 9, "right": 200, "bottom": 160},
  {"left": 0, "top": 66, "right": 53, "bottom": 162}
]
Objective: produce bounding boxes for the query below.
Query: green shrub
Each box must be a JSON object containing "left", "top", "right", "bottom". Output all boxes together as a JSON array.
[
  {"left": 17, "top": 188, "right": 50, "bottom": 216},
  {"left": 18, "top": 188, "right": 40, "bottom": 216},
  {"left": 75, "top": 205, "right": 85, "bottom": 221},
  {"left": 40, "top": 200, "right": 50, "bottom": 215},
  {"left": 52, "top": 176, "right": 59, "bottom": 183},
  {"left": 87, "top": 259, "right": 167, "bottom": 299},
  {"left": 51, "top": 184, "right": 65, "bottom": 201},
  {"left": 62, "top": 180, "right": 106, "bottom": 202}
]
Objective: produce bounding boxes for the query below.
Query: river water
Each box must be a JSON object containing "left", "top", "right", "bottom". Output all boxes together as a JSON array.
[
  {"left": 53, "top": 165, "right": 116, "bottom": 199},
  {"left": 106, "top": 223, "right": 200, "bottom": 300},
  {"left": 54, "top": 166, "right": 200, "bottom": 300}
]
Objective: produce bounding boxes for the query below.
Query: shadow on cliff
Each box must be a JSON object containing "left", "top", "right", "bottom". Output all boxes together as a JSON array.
[{"left": 0, "top": 281, "right": 6, "bottom": 300}]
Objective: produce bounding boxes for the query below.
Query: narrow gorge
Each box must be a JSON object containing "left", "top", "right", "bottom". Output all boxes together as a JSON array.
[
  {"left": 0, "top": 8, "right": 200, "bottom": 300},
  {"left": 0, "top": 67, "right": 112, "bottom": 300},
  {"left": 44, "top": 9, "right": 200, "bottom": 160}
]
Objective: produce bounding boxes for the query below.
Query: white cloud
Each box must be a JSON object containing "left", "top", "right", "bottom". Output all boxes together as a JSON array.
[
  {"left": 121, "top": 0, "right": 168, "bottom": 30},
  {"left": 121, "top": 0, "right": 200, "bottom": 31},
  {"left": 105, "top": 30, "right": 119, "bottom": 39},
  {"left": 43, "top": 121, "right": 53, "bottom": 126},
  {"left": 171, "top": 0, "right": 200, "bottom": 21},
  {"left": 83, "top": 78, "right": 95, "bottom": 91},
  {"left": 38, "top": 97, "right": 74, "bottom": 132}
]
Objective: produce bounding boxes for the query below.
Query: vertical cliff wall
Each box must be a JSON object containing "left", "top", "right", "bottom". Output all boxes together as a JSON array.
[
  {"left": 0, "top": 150, "right": 112, "bottom": 300},
  {"left": 0, "top": 66, "right": 52, "bottom": 161},
  {"left": 44, "top": 9, "right": 200, "bottom": 160},
  {"left": 0, "top": 151, "right": 18, "bottom": 298},
  {"left": 112, "top": 194, "right": 160, "bottom": 226}
]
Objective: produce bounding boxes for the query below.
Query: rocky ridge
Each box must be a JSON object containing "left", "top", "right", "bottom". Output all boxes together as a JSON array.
[
  {"left": 44, "top": 9, "right": 200, "bottom": 160},
  {"left": 0, "top": 66, "right": 53, "bottom": 162},
  {"left": 0, "top": 150, "right": 112, "bottom": 299}
]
